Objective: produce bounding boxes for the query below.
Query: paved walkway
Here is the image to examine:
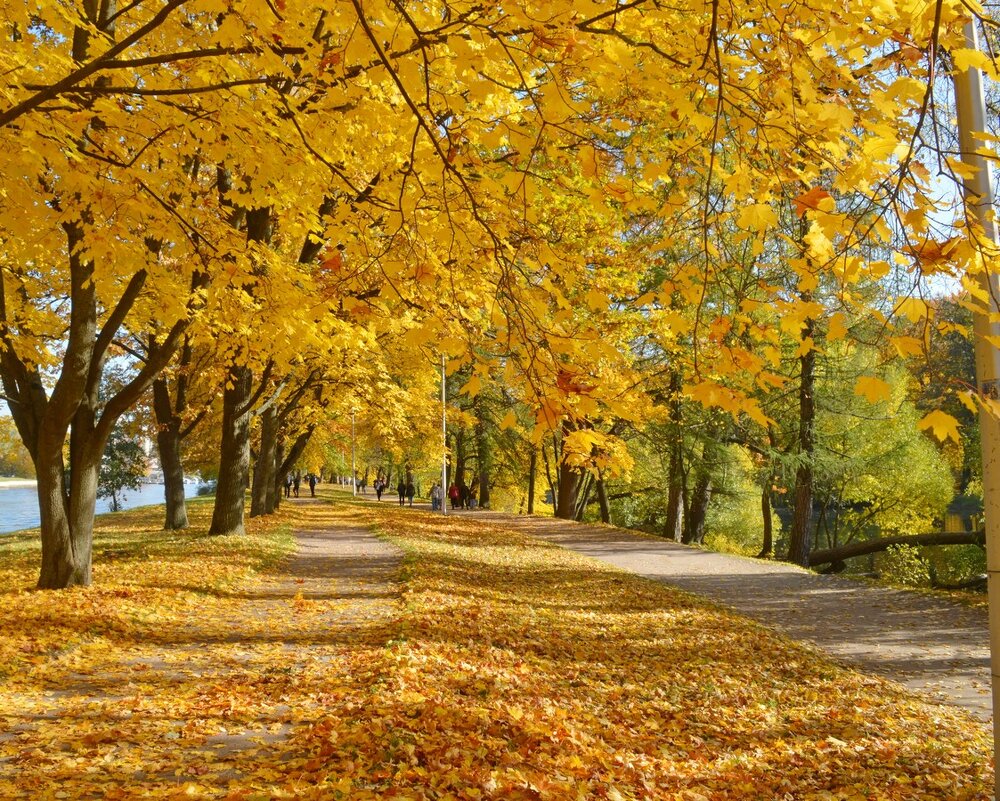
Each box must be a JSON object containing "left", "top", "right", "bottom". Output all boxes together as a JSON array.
[
  {"left": 472, "top": 512, "right": 993, "bottom": 720},
  {"left": 350, "top": 491, "right": 993, "bottom": 721}
]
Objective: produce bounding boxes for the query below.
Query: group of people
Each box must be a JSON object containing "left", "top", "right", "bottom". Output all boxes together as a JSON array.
[
  {"left": 425, "top": 481, "right": 481, "bottom": 511},
  {"left": 275, "top": 470, "right": 482, "bottom": 509},
  {"left": 367, "top": 475, "right": 480, "bottom": 511},
  {"left": 454, "top": 481, "right": 479, "bottom": 509},
  {"left": 371, "top": 477, "right": 416, "bottom": 506},
  {"left": 284, "top": 472, "right": 318, "bottom": 498}
]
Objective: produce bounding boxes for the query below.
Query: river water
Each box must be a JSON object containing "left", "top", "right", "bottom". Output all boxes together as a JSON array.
[{"left": 0, "top": 483, "right": 203, "bottom": 535}]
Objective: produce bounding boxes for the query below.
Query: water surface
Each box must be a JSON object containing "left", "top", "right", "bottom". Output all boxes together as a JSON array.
[{"left": 0, "top": 483, "right": 202, "bottom": 535}]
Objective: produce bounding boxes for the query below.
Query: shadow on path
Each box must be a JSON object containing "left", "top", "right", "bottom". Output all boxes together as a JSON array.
[{"left": 344, "top": 489, "right": 992, "bottom": 721}]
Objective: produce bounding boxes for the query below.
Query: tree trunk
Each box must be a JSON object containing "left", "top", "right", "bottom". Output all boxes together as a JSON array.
[
  {"left": 152, "top": 377, "right": 189, "bottom": 530},
  {"left": 665, "top": 442, "right": 684, "bottom": 541},
  {"left": 556, "top": 462, "right": 581, "bottom": 520},
  {"left": 454, "top": 429, "right": 467, "bottom": 489},
  {"left": 38, "top": 382, "right": 107, "bottom": 588},
  {"left": 682, "top": 473, "right": 712, "bottom": 545},
  {"left": 475, "top": 400, "right": 491, "bottom": 509},
  {"left": 574, "top": 473, "right": 594, "bottom": 521},
  {"left": 272, "top": 440, "right": 286, "bottom": 511},
  {"left": 209, "top": 365, "right": 253, "bottom": 536},
  {"left": 210, "top": 206, "right": 270, "bottom": 535},
  {"left": 596, "top": 474, "right": 611, "bottom": 524},
  {"left": 757, "top": 484, "right": 773, "bottom": 558},
  {"left": 250, "top": 404, "right": 278, "bottom": 518},
  {"left": 526, "top": 446, "right": 537, "bottom": 515},
  {"left": 35, "top": 445, "right": 85, "bottom": 588},
  {"left": 810, "top": 530, "right": 984, "bottom": 567},
  {"left": 787, "top": 312, "right": 816, "bottom": 567},
  {"left": 664, "top": 368, "right": 684, "bottom": 540},
  {"left": 277, "top": 428, "right": 314, "bottom": 489},
  {"left": 542, "top": 442, "right": 558, "bottom": 513}
]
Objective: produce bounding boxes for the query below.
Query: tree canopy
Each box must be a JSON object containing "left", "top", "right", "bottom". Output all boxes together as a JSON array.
[{"left": 1, "top": 0, "right": 997, "bottom": 586}]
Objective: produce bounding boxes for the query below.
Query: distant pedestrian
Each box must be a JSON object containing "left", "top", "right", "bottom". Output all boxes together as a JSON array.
[
  {"left": 397, "top": 479, "right": 406, "bottom": 506},
  {"left": 292, "top": 473, "right": 300, "bottom": 498},
  {"left": 430, "top": 482, "right": 442, "bottom": 511},
  {"left": 284, "top": 475, "right": 292, "bottom": 498},
  {"left": 375, "top": 478, "right": 384, "bottom": 501},
  {"left": 406, "top": 480, "right": 415, "bottom": 507},
  {"left": 448, "top": 483, "right": 459, "bottom": 509},
  {"left": 308, "top": 473, "right": 317, "bottom": 497},
  {"left": 459, "top": 482, "right": 470, "bottom": 509}
]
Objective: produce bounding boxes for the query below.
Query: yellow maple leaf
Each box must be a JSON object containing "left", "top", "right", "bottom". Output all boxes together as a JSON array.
[
  {"left": 854, "top": 376, "right": 891, "bottom": 404},
  {"left": 917, "top": 410, "right": 961, "bottom": 443},
  {"left": 460, "top": 374, "right": 482, "bottom": 398},
  {"left": 827, "top": 312, "right": 848, "bottom": 341},
  {"left": 896, "top": 296, "right": 931, "bottom": 323}
]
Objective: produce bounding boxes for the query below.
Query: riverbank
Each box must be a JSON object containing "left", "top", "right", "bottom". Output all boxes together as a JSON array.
[
  {"left": 0, "top": 482, "right": 203, "bottom": 535},
  {"left": 0, "top": 478, "right": 35, "bottom": 489}
]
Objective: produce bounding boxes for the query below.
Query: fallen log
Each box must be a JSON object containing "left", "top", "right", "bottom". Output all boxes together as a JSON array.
[{"left": 808, "top": 531, "right": 984, "bottom": 568}]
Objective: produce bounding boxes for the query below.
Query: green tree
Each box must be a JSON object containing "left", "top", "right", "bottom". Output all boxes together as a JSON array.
[{"left": 97, "top": 429, "right": 147, "bottom": 513}]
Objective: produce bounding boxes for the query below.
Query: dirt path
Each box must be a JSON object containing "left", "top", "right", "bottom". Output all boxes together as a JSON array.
[
  {"left": 0, "top": 499, "right": 403, "bottom": 797},
  {"left": 456, "top": 510, "right": 992, "bottom": 721}
]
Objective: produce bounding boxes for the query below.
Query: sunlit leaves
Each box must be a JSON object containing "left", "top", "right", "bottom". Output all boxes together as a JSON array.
[
  {"left": 854, "top": 375, "right": 892, "bottom": 404},
  {"left": 918, "top": 409, "right": 962, "bottom": 444}
]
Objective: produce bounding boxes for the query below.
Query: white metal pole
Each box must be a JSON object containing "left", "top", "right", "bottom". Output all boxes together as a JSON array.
[
  {"left": 953, "top": 17, "right": 1000, "bottom": 770},
  {"left": 442, "top": 353, "right": 448, "bottom": 516},
  {"left": 351, "top": 411, "right": 357, "bottom": 497}
]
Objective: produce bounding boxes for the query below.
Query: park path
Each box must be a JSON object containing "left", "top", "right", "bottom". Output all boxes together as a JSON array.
[
  {"left": 467, "top": 510, "right": 994, "bottom": 720},
  {"left": 351, "top": 489, "right": 992, "bottom": 720},
  {"left": 0, "top": 499, "right": 403, "bottom": 798}
]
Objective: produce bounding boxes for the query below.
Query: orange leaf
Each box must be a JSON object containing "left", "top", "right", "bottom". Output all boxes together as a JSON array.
[{"left": 793, "top": 186, "right": 833, "bottom": 217}]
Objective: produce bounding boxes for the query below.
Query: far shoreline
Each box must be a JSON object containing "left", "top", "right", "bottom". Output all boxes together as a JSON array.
[{"left": 0, "top": 479, "right": 37, "bottom": 489}]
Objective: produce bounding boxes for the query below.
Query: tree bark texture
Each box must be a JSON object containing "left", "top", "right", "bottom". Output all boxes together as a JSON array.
[
  {"left": 810, "top": 531, "right": 984, "bottom": 567},
  {"left": 152, "top": 377, "right": 189, "bottom": 530},
  {"left": 476, "top": 416, "right": 491, "bottom": 509},
  {"left": 209, "top": 364, "right": 253, "bottom": 536},
  {"left": 757, "top": 484, "right": 773, "bottom": 559},
  {"left": 250, "top": 404, "right": 279, "bottom": 518},
  {"left": 556, "top": 462, "right": 581, "bottom": 520},
  {"left": 664, "top": 368, "right": 684, "bottom": 540},
  {"left": 665, "top": 442, "right": 684, "bottom": 541},
  {"left": 787, "top": 313, "right": 816, "bottom": 567},
  {"left": 682, "top": 473, "right": 712, "bottom": 545},
  {"left": 596, "top": 474, "right": 611, "bottom": 524},
  {"left": 526, "top": 446, "right": 537, "bottom": 515}
]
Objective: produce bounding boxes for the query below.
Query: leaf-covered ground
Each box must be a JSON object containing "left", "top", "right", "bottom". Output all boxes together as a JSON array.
[{"left": 0, "top": 495, "right": 993, "bottom": 799}]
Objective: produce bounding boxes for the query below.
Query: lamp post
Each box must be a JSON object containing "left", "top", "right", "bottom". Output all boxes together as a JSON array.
[
  {"left": 351, "top": 411, "right": 356, "bottom": 497},
  {"left": 953, "top": 16, "right": 1000, "bottom": 770},
  {"left": 441, "top": 354, "right": 448, "bottom": 516}
]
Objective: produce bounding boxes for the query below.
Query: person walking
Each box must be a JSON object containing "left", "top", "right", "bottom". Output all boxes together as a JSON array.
[
  {"left": 397, "top": 479, "right": 406, "bottom": 506},
  {"left": 292, "top": 473, "right": 301, "bottom": 498},
  {"left": 284, "top": 475, "right": 292, "bottom": 498},
  {"left": 430, "top": 482, "right": 441, "bottom": 511},
  {"left": 308, "top": 473, "right": 317, "bottom": 497},
  {"left": 374, "top": 478, "right": 384, "bottom": 501},
  {"left": 406, "top": 479, "right": 415, "bottom": 507},
  {"left": 448, "top": 482, "right": 459, "bottom": 510}
]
